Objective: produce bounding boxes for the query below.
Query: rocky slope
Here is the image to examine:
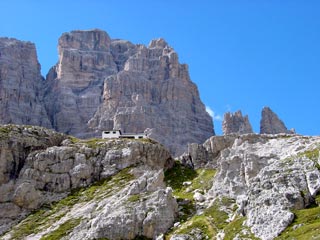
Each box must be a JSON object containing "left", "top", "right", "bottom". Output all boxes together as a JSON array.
[
  {"left": 177, "top": 133, "right": 320, "bottom": 240},
  {"left": 0, "top": 125, "right": 177, "bottom": 239},
  {"left": 43, "top": 29, "right": 214, "bottom": 156},
  {"left": 0, "top": 38, "right": 51, "bottom": 128},
  {"left": 1, "top": 125, "right": 320, "bottom": 240}
]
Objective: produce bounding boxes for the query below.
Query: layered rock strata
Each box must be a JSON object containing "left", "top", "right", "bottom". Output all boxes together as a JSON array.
[
  {"left": 260, "top": 106, "right": 293, "bottom": 134},
  {"left": 0, "top": 125, "right": 177, "bottom": 239},
  {"left": 44, "top": 29, "right": 214, "bottom": 156},
  {"left": 0, "top": 38, "right": 51, "bottom": 127},
  {"left": 222, "top": 110, "right": 253, "bottom": 135}
]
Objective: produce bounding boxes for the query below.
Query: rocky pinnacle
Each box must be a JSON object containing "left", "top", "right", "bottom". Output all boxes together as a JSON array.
[
  {"left": 222, "top": 110, "right": 253, "bottom": 135},
  {"left": 260, "top": 106, "right": 293, "bottom": 134}
]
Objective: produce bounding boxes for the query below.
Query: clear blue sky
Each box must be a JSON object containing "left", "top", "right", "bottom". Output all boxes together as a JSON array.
[{"left": 1, "top": 1, "right": 319, "bottom": 135}]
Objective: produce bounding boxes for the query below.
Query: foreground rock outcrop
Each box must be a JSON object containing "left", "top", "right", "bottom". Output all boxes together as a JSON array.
[
  {"left": 43, "top": 29, "right": 214, "bottom": 156},
  {"left": 179, "top": 133, "right": 320, "bottom": 240},
  {"left": 222, "top": 110, "right": 253, "bottom": 135},
  {"left": 0, "top": 38, "right": 51, "bottom": 128},
  {"left": 0, "top": 125, "right": 177, "bottom": 239}
]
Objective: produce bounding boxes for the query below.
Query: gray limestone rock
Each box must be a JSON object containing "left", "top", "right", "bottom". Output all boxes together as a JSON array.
[
  {"left": 204, "top": 134, "right": 320, "bottom": 239},
  {"left": 43, "top": 29, "right": 214, "bottom": 156},
  {"left": 0, "top": 38, "right": 51, "bottom": 128},
  {"left": 87, "top": 37, "right": 214, "bottom": 156},
  {"left": 0, "top": 30, "right": 213, "bottom": 156},
  {"left": 0, "top": 124, "right": 176, "bottom": 238},
  {"left": 260, "top": 107, "right": 293, "bottom": 134},
  {"left": 180, "top": 133, "right": 320, "bottom": 239},
  {"left": 44, "top": 29, "right": 118, "bottom": 137},
  {"left": 222, "top": 110, "right": 253, "bottom": 135}
]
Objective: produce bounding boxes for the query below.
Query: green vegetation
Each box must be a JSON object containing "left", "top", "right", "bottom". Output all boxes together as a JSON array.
[
  {"left": 128, "top": 194, "right": 140, "bottom": 202},
  {"left": 40, "top": 218, "right": 81, "bottom": 240},
  {"left": 164, "top": 161, "right": 216, "bottom": 200},
  {"left": 8, "top": 168, "right": 134, "bottom": 239},
  {"left": 0, "top": 125, "right": 11, "bottom": 138},
  {"left": 164, "top": 162, "right": 258, "bottom": 239},
  {"left": 164, "top": 161, "right": 216, "bottom": 225},
  {"left": 298, "top": 148, "right": 320, "bottom": 170},
  {"left": 68, "top": 136, "right": 157, "bottom": 148},
  {"left": 276, "top": 194, "right": 320, "bottom": 240},
  {"left": 281, "top": 147, "right": 320, "bottom": 170},
  {"left": 168, "top": 197, "right": 239, "bottom": 239},
  {"left": 224, "top": 217, "right": 259, "bottom": 240}
]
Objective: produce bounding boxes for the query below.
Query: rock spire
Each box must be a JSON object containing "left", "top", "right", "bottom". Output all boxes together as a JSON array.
[
  {"left": 260, "top": 106, "right": 293, "bottom": 134},
  {"left": 222, "top": 110, "right": 253, "bottom": 135}
]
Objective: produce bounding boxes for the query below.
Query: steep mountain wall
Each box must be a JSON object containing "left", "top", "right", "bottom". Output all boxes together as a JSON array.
[
  {"left": 44, "top": 29, "right": 214, "bottom": 155},
  {"left": 0, "top": 38, "right": 51, "bottom": 127}
]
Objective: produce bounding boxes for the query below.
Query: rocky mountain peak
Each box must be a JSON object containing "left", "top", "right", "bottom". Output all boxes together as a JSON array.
[
  {"left": 222, "top": 110, "right": 253, "bottom": 135},
  {"left": 43, "top": 29, "right": 214, "bottom": 156},
  {"left": 148, "top": 38, "right": 169, "bottom": 48},
  {"left": 260, "top": 106, "right": 293, "bottom": 134},
  {"left": 58, "top": 29, "right": 111, "bottom": 51}
]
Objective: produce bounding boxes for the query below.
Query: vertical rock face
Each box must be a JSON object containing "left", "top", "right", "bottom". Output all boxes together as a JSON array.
[
  {"left": 222, "top": 110, "right": 253, "bottom": 135},
  {"left": 89, "top": 38, "right": 214, "bottom": 156},
  {"left": 44, "top": 30, "right": 214, "bottom": 156},
  {"left": 0, "top": 38, "right": 51, "bottom": 127},
  {"left": 260, "top": 107, "right": 292, "bottom": 134},
  {"left": 44, "top": 30, "right": 118, "bottom": 136}
]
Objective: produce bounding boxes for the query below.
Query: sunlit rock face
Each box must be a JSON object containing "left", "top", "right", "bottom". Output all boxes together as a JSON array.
[
  {"left": 0, "top": 38, "right": 51, "bottom": 127},
  {"left": 260, "top": 106, "right": 293, "bottom": 134},
  {"left": 222, "top": 110, "right": 253, "bottom": 135},
  {"left": 44, "top": 29, "right": 214, "bottom": 156}
]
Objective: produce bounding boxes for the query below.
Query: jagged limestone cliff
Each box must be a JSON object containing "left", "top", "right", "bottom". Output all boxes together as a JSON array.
[
  {"left": 0, "top": 30, "right": 214, "bottom": 156},
  {"left": 0, "top": 38, "right": 51, "bottom": 127},
  {"left": 44, "top": 29, "right": 214, "bottom": 156}
]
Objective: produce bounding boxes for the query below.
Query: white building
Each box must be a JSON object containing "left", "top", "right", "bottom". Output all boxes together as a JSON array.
[{"left": 102, "top": 130, "right": 146, "bottom": 139}]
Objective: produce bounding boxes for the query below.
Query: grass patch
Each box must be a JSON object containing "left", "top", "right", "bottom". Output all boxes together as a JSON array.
[
  {"left": 128, "top": 194, "right": 140, "bottom": 202},
  {"left": 164, "top": 161, "right": 216, "bottom": 200},
  {"left": 298, "top": 148, "right": 320, "bottom": 170},
  {"left": 7, "top": 168, "right": 134, "bottom": 239},
  {"left": 276, "top": 194, "right": 320, "bottom": 239},
  {"left": 168, "top": 197, "right": 236, "bottom": 239},
  {"left": 174, "top": 214, "right": 217, "bottom": 239},
  {"left": 81, "top": 138, "right": 109, "bottom": 148},
  {"left": 224, "top": 217, "right": 258, "bottom": 240},
  {"left": 164, "top": 161, "right": 198, "bottom": 199},
  {"left": 10, "top": 209, "right": 52, "bottom": 239},
  {"left": 40, "top": 218, "right": 81, "bottom": 240},
  {"left": 0, "top": 125, "right": 11, "bottom": 138},
  {"left": 164, "top": 161, "right": 217, "bottom": 238}
]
